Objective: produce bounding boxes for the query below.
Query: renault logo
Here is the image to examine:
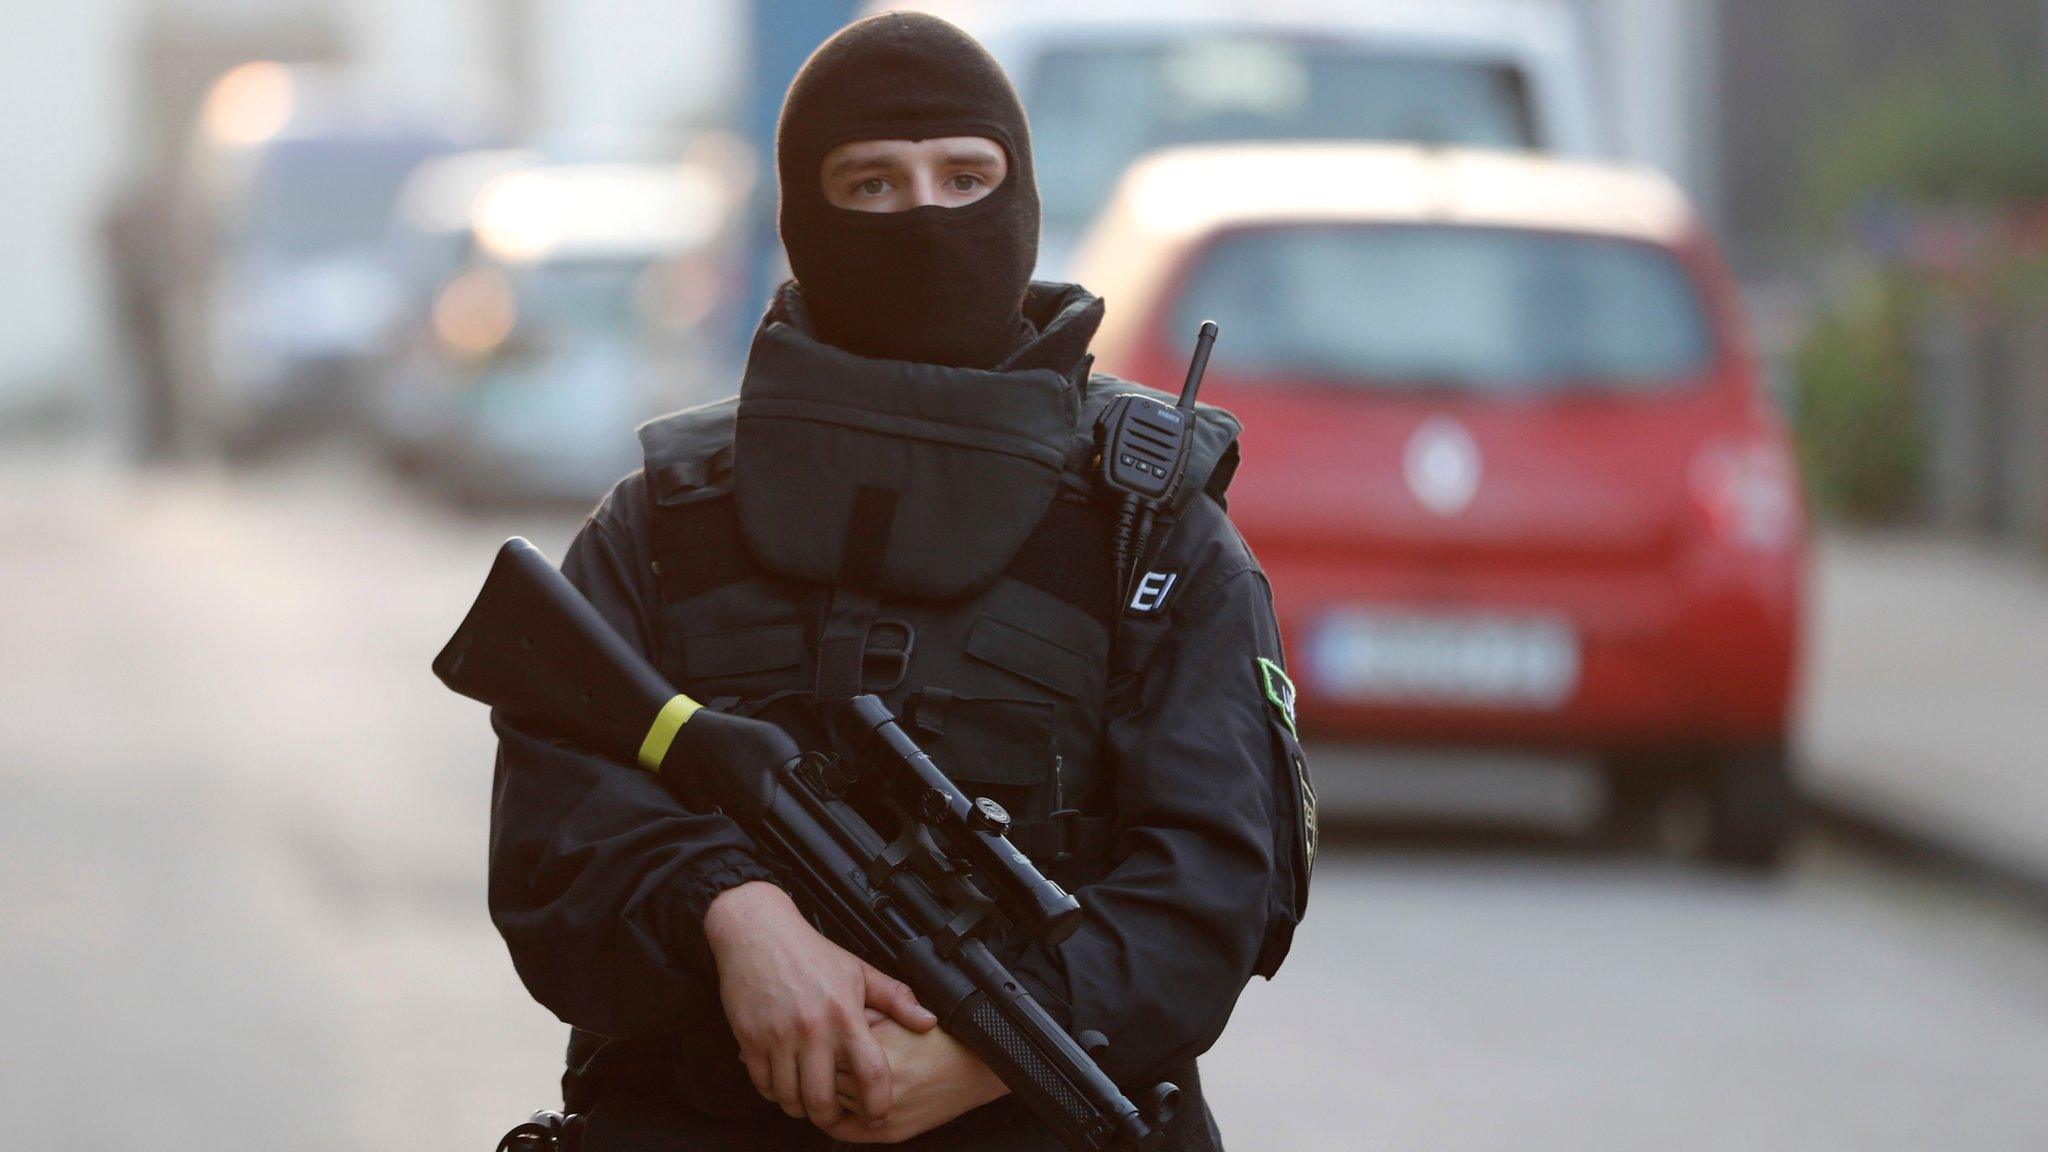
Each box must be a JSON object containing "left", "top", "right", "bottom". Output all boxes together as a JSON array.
[{"left": 1404, "top": 417, "right": 1481, "bottom": 515}]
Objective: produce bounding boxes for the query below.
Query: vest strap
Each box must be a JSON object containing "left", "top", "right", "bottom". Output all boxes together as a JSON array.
[
  {"left": 906, "top": 686, "right": 954, "bottom": 737},
  {"left": 1007, "top": 813, "right": 1116, "bottom": 868},
  {"left": 813, "top": 487, "right": 897, "bottom": 703}
]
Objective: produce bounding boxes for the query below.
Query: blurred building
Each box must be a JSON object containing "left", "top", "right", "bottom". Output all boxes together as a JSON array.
[
  {"left": 0, "top": 0, "right": 743, "bottom": 423},
  {"left": 1716, "top": 0, "right": 2048, "bottom": 273}
]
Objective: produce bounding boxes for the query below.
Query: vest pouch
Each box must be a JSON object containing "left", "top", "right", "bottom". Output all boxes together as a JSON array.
[
  {"left": 964, "top": 615, "right": 1093, "bottom": 702},
  {"left": 673, "top": 623, "right": 805, "bottom": 698},
  {"left": 733, "top": 323, "right": 1079, "bottom": 601},
  {"left": 904, "top": 689, "right": 1057, "bottom": 825}
]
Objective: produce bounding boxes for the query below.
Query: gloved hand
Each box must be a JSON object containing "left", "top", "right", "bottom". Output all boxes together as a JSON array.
[{"left": 666, "top": 708, "right": 803, "bottom": 820}]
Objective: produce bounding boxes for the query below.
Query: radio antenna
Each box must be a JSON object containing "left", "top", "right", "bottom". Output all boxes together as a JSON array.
[{"left": 1177, "top": 320, "right": 1218, "bottom": 410}]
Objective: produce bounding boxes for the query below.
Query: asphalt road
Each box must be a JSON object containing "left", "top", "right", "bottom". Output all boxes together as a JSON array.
[{"left": 5, "top": 443, "right": 2047, "bottom": 1150}]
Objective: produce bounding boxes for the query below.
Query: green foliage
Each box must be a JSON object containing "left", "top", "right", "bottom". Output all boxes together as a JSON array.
[
  {"left": 1791, "top": 54, "right": 2048, "bottom": 524},
  {"left": 1791, "top": 282, "right": 1927, "bottom": 524},
  {"left": 1803, "top": 60, "right": 2048, "bottom": 230}
]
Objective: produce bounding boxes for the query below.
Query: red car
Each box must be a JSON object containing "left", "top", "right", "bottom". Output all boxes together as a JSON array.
[{"left": 1077, "top": 145, "right": 1805, "bottom": 866}]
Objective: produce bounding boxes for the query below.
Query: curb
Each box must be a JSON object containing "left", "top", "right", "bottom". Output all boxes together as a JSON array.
[{"left": 1805, "top": 788, "right": 2048, "bottom": 921}]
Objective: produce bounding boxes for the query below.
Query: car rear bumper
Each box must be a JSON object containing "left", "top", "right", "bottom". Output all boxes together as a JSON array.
[{"left": 1269, "top": 548, "right": 1801, "bottom": 751}]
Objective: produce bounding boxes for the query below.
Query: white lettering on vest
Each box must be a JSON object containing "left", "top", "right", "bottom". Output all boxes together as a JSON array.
[{"left": 1128, "top": 571, "right": 1178, "bottom": 614}]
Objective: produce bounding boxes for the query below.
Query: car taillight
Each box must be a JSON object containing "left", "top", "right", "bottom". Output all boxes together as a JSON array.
[{"left": 1690, "top": 437, "right": 1801, "bottom": 550}]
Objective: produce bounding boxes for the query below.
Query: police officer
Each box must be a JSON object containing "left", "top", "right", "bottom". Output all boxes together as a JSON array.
[{"left": 487, "top": 13, "right": 1313, "bottom": 1151}]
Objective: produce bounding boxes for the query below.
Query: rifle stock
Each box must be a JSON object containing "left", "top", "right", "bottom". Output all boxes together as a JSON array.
[{"left": 433, "top": 537, "right": 678, "bottom": 766}]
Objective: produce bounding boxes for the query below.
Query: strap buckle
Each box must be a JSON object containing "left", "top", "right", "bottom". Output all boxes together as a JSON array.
[{"left": 861, "top": 618, "right": 916, "bottom": 693}]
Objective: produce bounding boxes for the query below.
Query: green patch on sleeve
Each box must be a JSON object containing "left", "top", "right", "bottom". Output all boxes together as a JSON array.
[{"left": 1258, "top": 656, "right": 1297, "bottom": 738}]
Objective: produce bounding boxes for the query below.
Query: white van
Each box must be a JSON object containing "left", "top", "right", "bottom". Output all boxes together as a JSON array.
[{"left": 865, "top": 0, "right": 1609, "bottom": 274}]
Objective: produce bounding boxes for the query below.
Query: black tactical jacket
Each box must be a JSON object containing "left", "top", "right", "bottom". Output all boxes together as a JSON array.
[{"left": 487, "top": 283, "right": 1314, "bottom": 1150}]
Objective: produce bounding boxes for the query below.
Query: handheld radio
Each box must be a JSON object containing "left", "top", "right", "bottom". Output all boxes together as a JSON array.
[{"left": 1094, "top": 320, "right": 1219, "bottom": 599}]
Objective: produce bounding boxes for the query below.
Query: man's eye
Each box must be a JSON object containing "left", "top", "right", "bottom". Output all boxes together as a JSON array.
[
  {"left": 857, "top": 178, "right": 889, "bottom": 196},
  {"left": 949, "top": 174, "right": 985, "bottom": 192}
]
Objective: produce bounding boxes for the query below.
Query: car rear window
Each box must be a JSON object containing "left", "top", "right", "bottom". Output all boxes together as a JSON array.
[
  {"left": 1027, "top": 40, "right": 1534, "bottom": 230},
  {"left": 1172, "top": 226, "right": 1716, "bottom": 392}
]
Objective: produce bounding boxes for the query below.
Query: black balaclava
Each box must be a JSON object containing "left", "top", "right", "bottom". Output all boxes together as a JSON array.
[{"left": 776, "top": 12, "right": 1040, "bottom": 368}]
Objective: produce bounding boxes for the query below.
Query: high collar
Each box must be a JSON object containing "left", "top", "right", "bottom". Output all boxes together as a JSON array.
[
  {"left": 763, "top": 279, "right": 1105, "bottom": 383},
  {"left": 733, "top": 284, "right": 1102, "bottom": 600}
]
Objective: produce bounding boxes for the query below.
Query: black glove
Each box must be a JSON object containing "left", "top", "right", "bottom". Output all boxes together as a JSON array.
[{"left": 666, "top": 708, "right": 804, "bottom": 823}]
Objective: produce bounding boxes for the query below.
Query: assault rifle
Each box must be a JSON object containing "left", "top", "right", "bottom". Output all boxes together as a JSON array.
[{"left": 434, "top": 538, "right": 1178, "bottom": 1152}]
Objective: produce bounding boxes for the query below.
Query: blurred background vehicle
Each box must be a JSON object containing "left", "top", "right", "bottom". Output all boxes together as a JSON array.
[
  {"left": 386, "top": 147, "right": 754, "bottom": 504},
  {"left": 1079, "top": 143, "right": 1805, "bottom": 867},
  {"left": 874, "top": 0, "right": 1607, "bottom": 274},
  {"left": 362, "top": 134, "right": 754, "bottom": 494},
  {"left": 365, "top": 146, "right": 541, "bottom": 474},
  {"left": 163, "top": 62, "right": 493, "bottom": 458}
]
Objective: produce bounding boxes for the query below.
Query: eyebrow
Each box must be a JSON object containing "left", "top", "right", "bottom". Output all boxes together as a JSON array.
[
  {"left": 825, "top": 146, "right": 1004, "bottom": 179},
  {"left": 938, "top": 147, "right": 1003, "bottom": 168},
  {"left": 825, "top": 154, "right": 903, "bottom": 179}
]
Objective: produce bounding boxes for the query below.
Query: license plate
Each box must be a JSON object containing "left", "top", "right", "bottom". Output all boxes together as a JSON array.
[{"left": 1307, "top": 610, "right": 1580, "bottom": 710}]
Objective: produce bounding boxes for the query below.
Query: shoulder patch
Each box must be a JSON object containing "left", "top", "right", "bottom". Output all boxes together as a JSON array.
[
  {"left": 1258, "top": 656, "right": 1297, "bottom": 737},
  {"left": 1126, "top": 569, "right": 1180, "bottom": 615}
]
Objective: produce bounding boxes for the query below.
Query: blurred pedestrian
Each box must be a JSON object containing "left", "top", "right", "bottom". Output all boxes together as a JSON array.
[{"left": 99, "top": 184, "right": 180, "bottom": 461}]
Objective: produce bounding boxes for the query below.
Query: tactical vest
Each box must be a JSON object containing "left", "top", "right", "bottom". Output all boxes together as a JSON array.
[{"left": 633, "top": 326, "right": 1240, "bottom": 891}]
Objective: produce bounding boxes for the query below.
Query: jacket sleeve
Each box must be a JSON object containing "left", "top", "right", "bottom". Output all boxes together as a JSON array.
[
  {"left": 1009, "top": 503, "right": 1303, "bottom": 1085},
  {"left": 486, "top": 476, "right": 778, "bottom": 1038}
]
